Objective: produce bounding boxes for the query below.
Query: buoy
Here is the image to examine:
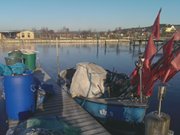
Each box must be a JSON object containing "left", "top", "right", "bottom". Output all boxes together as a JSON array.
[{"left": 145, "top": 85, "right": 171, "bottom": 135}]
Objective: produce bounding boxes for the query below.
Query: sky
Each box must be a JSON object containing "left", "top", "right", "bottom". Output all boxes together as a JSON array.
[{"left": 0, "top": 0, "right": 179, "bottom": 31}]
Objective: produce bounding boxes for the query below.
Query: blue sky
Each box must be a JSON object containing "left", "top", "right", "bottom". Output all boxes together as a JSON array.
[{"left": 0, "top": 0, "right": 179, "bottom": 31}]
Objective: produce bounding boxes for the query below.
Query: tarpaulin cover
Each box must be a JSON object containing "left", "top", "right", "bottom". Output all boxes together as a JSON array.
[
  {"left": 70, "top": 62, "right": 107, "bottom": 98},
  {"left": 0, "top": 63, "right": 26, "bottom": 76},
  {"left": 0, "top": 63, "right": 12, "bottom": 76}
]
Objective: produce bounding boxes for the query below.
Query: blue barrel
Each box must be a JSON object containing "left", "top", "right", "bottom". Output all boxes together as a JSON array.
[{"left": 3, "top": 73, "right": 36, "bottom": 120}]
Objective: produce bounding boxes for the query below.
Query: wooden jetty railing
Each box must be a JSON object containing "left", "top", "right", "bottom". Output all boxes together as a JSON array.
[{"left": 131, "top": 39, "right": 165, "bottom": 46}]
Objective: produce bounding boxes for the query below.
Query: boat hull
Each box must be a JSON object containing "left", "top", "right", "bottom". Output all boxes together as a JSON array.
[{"left": 75, "top": 97, "right": 147, "bottom": 124}]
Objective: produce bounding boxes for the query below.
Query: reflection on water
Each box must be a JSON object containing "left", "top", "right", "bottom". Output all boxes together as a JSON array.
[
  {"left": 37, "top": 44, "right": 138, "bottom": 76},
  {"left": 0, "top": 43, "right": 180, "bottom": 134}
]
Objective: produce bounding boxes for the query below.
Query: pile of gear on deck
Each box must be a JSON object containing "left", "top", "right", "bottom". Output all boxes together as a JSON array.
[
  {"left": 0, "top": 50, "right": 64, "bottom": 135},
  {"left": 0, "top": 50, "right": 36, "bottom": 76}
]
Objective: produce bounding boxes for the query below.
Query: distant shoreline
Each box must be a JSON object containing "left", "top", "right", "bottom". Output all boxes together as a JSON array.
[{"left": 0, "top": 39, "right": 130, "bottom": 45}]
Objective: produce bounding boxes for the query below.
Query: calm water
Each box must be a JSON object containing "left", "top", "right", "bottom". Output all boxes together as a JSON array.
[{"left": 0, "top": 43, "right": 180, "bottom": 134}]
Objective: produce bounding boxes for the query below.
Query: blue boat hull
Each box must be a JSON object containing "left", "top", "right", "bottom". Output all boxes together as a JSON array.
[{"left": 75, "top": 97, "right": 147, "bottom": 123}]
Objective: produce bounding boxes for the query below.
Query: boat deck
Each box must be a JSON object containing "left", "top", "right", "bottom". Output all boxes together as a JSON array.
[{"left": 8, "top": 68, "right": 110, "bottom": 135}]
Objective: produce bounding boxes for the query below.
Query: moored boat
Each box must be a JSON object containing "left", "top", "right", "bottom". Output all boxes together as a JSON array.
[
  {"left": 75, "top": 96, "right": 147, "bottom": 123},
  {"left": 58, "top": 62, "right": 148, "bottom": 124}
]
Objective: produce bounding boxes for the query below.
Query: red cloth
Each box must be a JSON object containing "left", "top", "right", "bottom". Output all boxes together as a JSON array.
[
  {"left": 163, "top": 36, "right": 175, "bottom": 59},
  {"left": 141, "top": 33, "right": 176, "bottom": 95},
  {"left": 130, "top": 9, "right": 163, "bottom": 96},
  {"left": 144, "top": 34, "right": 157, "bottom": 69},
  {"left": 130, "top": 35, "right": 157, "bottom": 96},
  {"left": 155, "top": 35, "right": 176, "bottom": 82},
  {"left": 141, "top": 9, "right": 162, "bottom": 95},
  {"left": 152, "top": 8, "right": 161, "bottom": 40},
  {"left": 160, "top": 48, "right": 180, "bottom": 83},
  {"left": 141, "top": 67, "right": 152, "bottom": 96},
  {"left": 163, "top": 68, "right": 176, "bottom": 82},
  {"left": 134, "top": 31, "right": 180, "bottom": 95},
  {"left": 130, "top": 68, "right": 138, "bottom": 85},
  {"left": 157, "top": 32, "right": 180, "bottom": 83},
  {"left": 171, "top": 50, "right": 180, "bottom": 71},
  {"left": 136, "top": 35, "right": 157, "bottom": 96}
]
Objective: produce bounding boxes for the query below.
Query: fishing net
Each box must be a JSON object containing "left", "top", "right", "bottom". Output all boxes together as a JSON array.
[{"left": 6, "top": 116, "right": 80, "bottom": 135}]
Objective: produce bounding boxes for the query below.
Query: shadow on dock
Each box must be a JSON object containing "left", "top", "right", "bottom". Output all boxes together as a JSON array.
[{"left": 0, "top": 96, "right": 8, "bottom": 135}]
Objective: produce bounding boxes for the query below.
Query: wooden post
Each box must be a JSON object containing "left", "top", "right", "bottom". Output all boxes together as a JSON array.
[
  {"left": 96, "top": 33, "right": 99, "bottom": 58},
  {"left": 96, "top": 33, "right": 99, "bottom": 45},
  {"left": 145, "top": 85, "right": 171, "bottom": 135},
  {"left": 56, "top": 37, "right": 60, "bottom": 74},
  {"left": 145, "top": 112, "right": 170, "bottom": 135},
  {"left": 104, "top": 40, "right": 107, "bottom": 55}
]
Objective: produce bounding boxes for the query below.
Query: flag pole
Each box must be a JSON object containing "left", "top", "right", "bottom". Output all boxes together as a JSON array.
[
  {"left": 136, "top": 53, "right": 145, "bottom": 103},
  {"left": 139, "top": 63, "right": 143, "bottom": 103}
]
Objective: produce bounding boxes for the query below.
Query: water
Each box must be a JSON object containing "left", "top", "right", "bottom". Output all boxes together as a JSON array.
[{"left": 0, "top": 43, "right": 180, "bottom": 134}]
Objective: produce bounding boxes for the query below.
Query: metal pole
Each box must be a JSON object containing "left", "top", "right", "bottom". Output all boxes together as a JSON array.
[
  {"left": 136, "top": 53, "right": 144, "bottom": 103},
  {"left": 139, "top": 65, "right": 143, "bottom": 103},
  {"left": 158, "top": 97, "right": 162, "bottom": 117},
  {"left": 158, "top": 85, "right": 166, "bottom": 117}
]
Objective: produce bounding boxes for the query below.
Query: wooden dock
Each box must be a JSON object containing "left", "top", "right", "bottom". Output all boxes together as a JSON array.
[
  {"left": 8, "top": 68, "right": 110, "bottom": 135},
  {"left": 131, "top": 39, "right": 165, "bottom": 45}
]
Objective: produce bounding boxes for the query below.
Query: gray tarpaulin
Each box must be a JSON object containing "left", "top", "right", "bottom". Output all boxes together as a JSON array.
[{"left": 70, "top": 62, "right": 107, "bottom": 98}]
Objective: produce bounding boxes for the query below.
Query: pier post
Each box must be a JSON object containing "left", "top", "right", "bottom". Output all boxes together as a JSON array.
[
  {"left": 116, "top": 43, "right": 119, "bottom": 55},
  {"left": 96, "top": 42, "right": 99, "bottom": 58},
  {"left": 104, "top": 40, "right": 107, "bottom": 55},
  {"left": 145, "top": 85, "right": 171, "bottom": 135},
  {"left": 96, "top": 33, "right": 99, "bottom": 45},
  {"left": 56, "top": 37, "right": 60, "bottom": 74}
]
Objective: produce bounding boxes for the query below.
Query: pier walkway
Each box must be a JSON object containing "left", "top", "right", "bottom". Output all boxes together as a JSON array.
[{"left": 8, "top": 68, "right": 110, "bottom": 135}]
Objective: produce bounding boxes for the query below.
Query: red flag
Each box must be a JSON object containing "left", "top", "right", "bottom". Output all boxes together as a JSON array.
[
  {"left": 152, "top": 8, "right": 161, "bottom": 40},
  {"left": 130, "top": 9, "right": 161, "bottom": 96},
  {"left": 144, "top": 80, "right": 155, "bottom": 96},
  {"left": 137, "top": 32, "right": 179, "bottom": 95},
  {"left": 130, "top": 35, "right": 157, "bottom": 96},
  {"left": 163, "top": 69, "right": 176, "bottom": 82},
  {"left": 151, "top": 33, "right": 178, "bottom": 83},
  {"left": 138, "top": 9, "right": 161, "bottom": 96},
  {"left": 136, "top": 35, "right": 157, "bottom": 96},
  {"left": 144, "top": 34, "right": 157, "bottom": 69},
  {"left": 161, "top": 68, "right": 171, "bottom": 83},
  {"left": 141, "top": 68, "right": 153, "bottom": 96},
  {"left": 160, "top": 49, "right": 180, "bottom": 82},
  {"left": 163, "top": 36, "right": 175, "bottom": 58},
  {"left": 163, "top": 32, "right": 180, "bottom": 59},
  {"left": 130, "top": 68, "right": 138, "bottom": 85},
  {"left": 160, "top": 63, "right": 178, "bottom": 83},
  {"left": 171, "top": 52, "right": 180, "bottom": 71}
]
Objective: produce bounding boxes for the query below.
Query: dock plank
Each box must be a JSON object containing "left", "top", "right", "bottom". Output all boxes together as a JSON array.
[{"left": 8, "top": 68, "right": 110, "bottom": 135}]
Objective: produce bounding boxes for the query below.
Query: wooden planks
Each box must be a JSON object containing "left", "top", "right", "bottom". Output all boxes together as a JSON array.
[{"left": 8, "top": 68, "right": 110, "bottom": 135}]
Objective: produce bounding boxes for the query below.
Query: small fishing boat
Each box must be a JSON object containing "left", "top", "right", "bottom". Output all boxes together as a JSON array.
[
  {"left": 75, "top": 96, "right": 148, "bottom": 123},
  {"left": 58, "top": 62, "right": 148, "bottom": 124}
]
